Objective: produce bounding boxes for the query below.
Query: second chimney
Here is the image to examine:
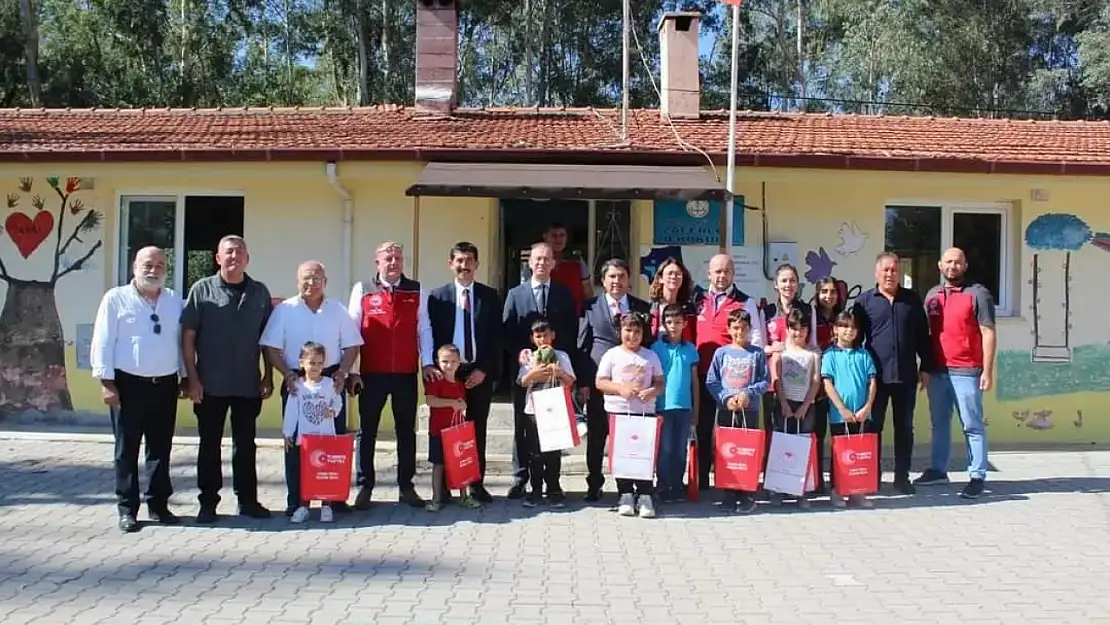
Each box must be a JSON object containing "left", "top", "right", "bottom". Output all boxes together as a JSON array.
[
  {"left": 657, "top": 12, "right": 701, "bottom": 119},
  {"left": 415, "top": 0, "right": 458, "bottom": 113}
]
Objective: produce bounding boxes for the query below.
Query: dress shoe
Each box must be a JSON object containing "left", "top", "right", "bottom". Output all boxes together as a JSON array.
[
  {"left": 329, "top": 501, "right": 352, "bottom": 513},
  {"left": 469, "top": 485, "right": 494, "bottom": 503},
  {"left": 506, "top": 481, "right": 527, "bottom": 500},
  {"left": 238, "top": 502, "right": 272, "bottom": 519},
  {"left": 353, "top": 488, "right": 373, "bottom": 511},
  {"left": 196, "top": 506, "right": 218, "bottom": 524},
  {"left": 583, "top": 489, "right": 601, "bottom": 503},
  {"left": 398, "top": 488, "right": 426, "bottom": 508},
  {"left": 118, "top": 514, "right": 139, "bottom": 533},
  {"left": 148, "top": 506, "right": 180, "bottom": 525}
]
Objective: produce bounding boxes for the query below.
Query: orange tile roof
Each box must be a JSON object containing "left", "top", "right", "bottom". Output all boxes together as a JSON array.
[{"left": 3, "top": 105, "right": 1110, "bottom": 174}]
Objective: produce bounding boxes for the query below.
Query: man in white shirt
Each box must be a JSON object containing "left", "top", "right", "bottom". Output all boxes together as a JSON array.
[
  {"left": 261, "top": 260, "right": 362, "bottom": 515},
  {"left": 347, "top": 241, "right": 434, "bottom": 509},
  {"left": 90, "top": 246, "right": 188, "bottom": 533}
]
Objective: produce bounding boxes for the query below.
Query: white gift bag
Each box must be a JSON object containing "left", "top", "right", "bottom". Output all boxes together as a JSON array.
[
  {"left": 606, "top": 412, "right": 662, "bottom": 481},
  {"left": 530, "top": 385, "right": 581, "bottom": 452},
  {"left": 763, "top": 430, "right": 814, "bottom": 497}
]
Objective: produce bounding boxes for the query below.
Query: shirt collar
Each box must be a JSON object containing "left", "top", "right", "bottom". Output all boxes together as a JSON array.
[
  {"left": 455, "top": 280, "right": 475, "bottom": 292},
  {"left": 530, "top": 278, "right": 550, "bottom": 289},
  {"left": 605, "top": 293, "right": 628, "bottom": 309}
]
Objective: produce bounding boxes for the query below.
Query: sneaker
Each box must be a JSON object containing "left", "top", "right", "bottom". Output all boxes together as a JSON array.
[
  {"left": 914, "top": 469, "right": 950, "bottom": 486},
  {"left": 291, "top": 506, "right": 310, "bottom": 523},
  {"left": 506, "top": 481, "right": 527, "bottom": 500},
  {"left": 425, "top": 500, "right": 442, "bottom": 512},
  {"left": 849, "top": 494, "right": 873, "bottom": 508},
  {"left": 548, "top": 492, "right": 567, "bottom": 508},
  {"left": 617, "top": 493, "right": 636, "bottom": 516},
  {"left": 960, "top": 478, "right": 985, "bottom": 499},
  {"left": 893, "top": 478, "right": 916, "bottom": 495},
  {"left": 398, "top": 488, "right": 426, "bottom": 508},
  {"left": 522, "top": 494, "right": 538, "bottom": 508},
  {"left": 734, "top": 494, "right": 757, "bottom": 514},
  {"left": 284, "top": 505, "right": 297, "bottom": 517},
  {"left": 583, "top": 489, "right": 601, "bottom": 503},
  {"left": 637, "top": 495, "right": 657, "bottom": 519},
  {"left": 238, "top": 502, "right": 271, "bottom": 519},
  {"left": 458, "top": 494, "right": 482, "bottom": 509},
  {"left": 319, "top": 505, "right": 334, "bottom": 523},
  {"left": 830, "top": 492, "right": 847, "bottom": 508}
]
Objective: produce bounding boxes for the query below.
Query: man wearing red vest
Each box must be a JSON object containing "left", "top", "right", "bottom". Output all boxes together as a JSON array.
[
  {"left": 692, "top": 253, "right": 766, "bottom": 489},
  {"left": 544, "top": 222, "right": 593, "bottom": 314},
  {"left": 347, "top": 241, "right": 433, "bottom": 509}
]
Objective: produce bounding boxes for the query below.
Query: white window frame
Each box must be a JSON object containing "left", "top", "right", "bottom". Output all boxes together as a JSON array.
[
  {"left": 115, "top": 195, "right": 186, "bottom": 294},
  {"left": 884, "top": 201, "right": 1014, "bottom": 317},
  {"left": 114, "top": 191, "right": 246, "bottom": 296}
]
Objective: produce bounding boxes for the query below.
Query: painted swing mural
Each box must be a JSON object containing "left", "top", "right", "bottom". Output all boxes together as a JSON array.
[{"left": 0, "top": 176, "right": 103, "bottom": 416}]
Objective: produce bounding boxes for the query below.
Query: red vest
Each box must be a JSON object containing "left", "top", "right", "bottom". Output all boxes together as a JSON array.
[
  {"left": 358, "top": 276, "right": 421, "bottom": 374},
  {"left": 925, "top": 284, "right": 985, "bottom": 370},
  {"left": 694, "top": 287, "right": 751, "bottom": 374},
  {"left": 551, "top": 259, "right": 587, "bottom": 314}
]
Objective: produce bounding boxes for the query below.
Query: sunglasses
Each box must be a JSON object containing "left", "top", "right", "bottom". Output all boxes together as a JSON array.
[{"left": 151, "top": 313, "right": 162, "bottom": 335}]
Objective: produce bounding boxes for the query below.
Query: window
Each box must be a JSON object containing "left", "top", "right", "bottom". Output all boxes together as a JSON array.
[
  {"left": 884, "top": 204, "right": 1012, "bottom": 315},
  {"left": 118, "top": 195, "right": 245, "bottom": 294}
]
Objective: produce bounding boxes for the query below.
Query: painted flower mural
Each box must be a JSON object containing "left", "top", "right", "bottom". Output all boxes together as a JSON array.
[
  {"left": 1023, "top": 213, "right": 1110, "bottom": 363},
  {"left": 0, "top": 177, "right": 102, "bottom": 413}
]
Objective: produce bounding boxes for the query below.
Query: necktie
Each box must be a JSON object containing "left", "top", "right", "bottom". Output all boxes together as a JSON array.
[
  {"left": 610, "top": 300, "right": 621, "bottom": 327},
  {"left": 462, "top": 288, "right": 475, "bottom": 362},
  {"left": 536, "top": 284, "right": 547, "bottom": 315}
]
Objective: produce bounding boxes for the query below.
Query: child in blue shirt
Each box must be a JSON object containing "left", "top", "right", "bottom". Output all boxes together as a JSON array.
[
  {"left": 650, "top": 304, "right": 700, "bottom": 503},
  {"left": 820, "top": 309, "right": 878, "bottom": 509},
  {"left": 706, "top": 308, "right": 770, "bottom": 514}
]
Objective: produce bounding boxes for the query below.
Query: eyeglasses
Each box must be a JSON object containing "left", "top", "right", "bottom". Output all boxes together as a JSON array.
[{"left": 151, "top": 313, "right": 161, "bottom": 335}]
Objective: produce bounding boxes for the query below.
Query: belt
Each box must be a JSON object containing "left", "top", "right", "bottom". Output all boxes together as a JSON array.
[{"left": 116, "top": 370, "right": 178, "bottom": 384}]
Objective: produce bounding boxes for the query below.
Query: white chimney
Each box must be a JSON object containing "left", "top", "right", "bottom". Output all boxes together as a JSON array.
[
  {"left": 415, "top": 0, "right": 458, "bottom": 113},
  {"left": 657, "top": 12, "right": 701, "bottom": 119}
]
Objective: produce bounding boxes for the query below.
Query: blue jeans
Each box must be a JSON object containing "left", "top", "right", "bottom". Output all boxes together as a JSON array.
[
  {"left": 927, "top": 373, "right": 988, "bottom": 480},
  {"left": 656, "top": 409, "right": 694, "bottom": 493}
]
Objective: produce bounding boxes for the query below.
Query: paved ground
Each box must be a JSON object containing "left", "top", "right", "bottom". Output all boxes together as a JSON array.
[{"left": 0, "top": 435, "right": 1108, "bottom": 625}]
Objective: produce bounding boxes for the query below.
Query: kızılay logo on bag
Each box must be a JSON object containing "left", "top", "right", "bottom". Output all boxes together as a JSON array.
[
  {"left": 309, "top": 449, "right": 347, "bottom": 468},
  {"left": 839, "top": 449, "right": 872, "bottom": 466}
]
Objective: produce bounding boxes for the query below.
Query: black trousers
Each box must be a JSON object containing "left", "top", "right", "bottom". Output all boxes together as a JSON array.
[
  {"left": 521, "top": 414, "right": 563, "bottom": 496},
  {"left": 872, "top": 382, "right": 917, "bottom": 480},
  {"left": 812, "top": 397, "right": 829, "bottom": 492},
  {"left": 584, "top": 390, "right": 609, "bottom": 491},
  {"left": 280, "top": 368, "right": 348, "bottom": 508},
  {"left": 695, "top": 382, "right": 718, "bottom": 488},
  {"left": 357, "top": 372, "right": 417, "bottom": 492},
  {"left": 511, "top": 385, "right": 531, "bottom": 484},
  {"left": 195, "top": 394, "right": 263, "bottom": 508},
  {"left": 459, "top": 364, "right": 494, "bottom": 486},
  {"left": 110, "top": 371, "right": 179, "bottom": 516}
]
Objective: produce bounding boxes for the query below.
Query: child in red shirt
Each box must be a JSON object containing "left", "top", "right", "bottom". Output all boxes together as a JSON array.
[{"left": 424, "top": 344, "right": 480, "bottom": 512}]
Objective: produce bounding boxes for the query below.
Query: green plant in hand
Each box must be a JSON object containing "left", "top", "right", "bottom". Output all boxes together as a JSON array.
[{"left": 535, "top": 345, "right": 557, "bottom": 365}]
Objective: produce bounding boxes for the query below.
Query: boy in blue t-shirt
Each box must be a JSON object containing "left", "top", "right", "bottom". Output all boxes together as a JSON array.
[
  {"left": 650, "top": 304, "right": 700, "bottom": 503},
  {"left": 820, "top": 309, "right": 878, "bottom": 508}
]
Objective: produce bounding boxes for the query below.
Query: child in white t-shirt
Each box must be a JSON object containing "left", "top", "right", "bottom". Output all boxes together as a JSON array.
[
  {"left": 282, "top": 341, "right": 344, "bottom": 524},
  {"left": 773, "top": 308, "right": 822, "bottom": 508},
  {"left": 596, "top": 312, "right": 664, "bottom": 519}
]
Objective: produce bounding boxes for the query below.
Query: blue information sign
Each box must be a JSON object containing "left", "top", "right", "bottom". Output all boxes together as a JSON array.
[{"left": 652, "top": 198, "right": 744, "bottom": 246}]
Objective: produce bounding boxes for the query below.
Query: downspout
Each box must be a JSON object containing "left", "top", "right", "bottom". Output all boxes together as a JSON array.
[
  {"left": 326, "top": 161, "right": 355, "bottom": 433},
  {"left": 325, "top": 162, "right": 354, "bottom": 292}
]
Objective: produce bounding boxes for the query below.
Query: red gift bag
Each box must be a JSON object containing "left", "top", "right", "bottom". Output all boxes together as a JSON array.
[
  {"left": 713, "top": 421, "right": 766, "bottom": 492},
  {"left": 805, "top": 434, "right": 819, "bottom": 492},
  {"left": 299, "top": 434, "right": 355, "bottom": 502},
  {"left": 831, "top": 431, "right": 880, "bottom": 495},
  {"left": 686, "top": 440, "right": 699, "bottom": 502},
  {"left": 441, "top": 419, "right": 481, "bottom": 490}
]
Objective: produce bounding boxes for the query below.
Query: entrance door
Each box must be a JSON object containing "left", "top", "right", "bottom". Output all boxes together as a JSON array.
[{"left": 500, "top": 199, "right": 590, "bottom": 293}]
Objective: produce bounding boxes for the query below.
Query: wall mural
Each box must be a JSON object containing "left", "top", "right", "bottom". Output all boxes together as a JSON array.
[
  {"left": 835, "top": 221, "right": 869, "bottom": 257},
  {"left": 800, "top": 246, "right": 864, "bottom": 305},
  {"left": 0, "top": 177, "right": 102, "bottom": 414},
  {"left": 996, "top": 212, "right": 1110, "bottom": 403}
]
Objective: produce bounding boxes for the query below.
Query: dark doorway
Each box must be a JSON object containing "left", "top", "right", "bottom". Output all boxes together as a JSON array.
[
  {"left": 183, "top": 196, "right": 245, "bottom": 292},
  {"left": 500, "top": 199, "right": 590, "bottom": 293}
]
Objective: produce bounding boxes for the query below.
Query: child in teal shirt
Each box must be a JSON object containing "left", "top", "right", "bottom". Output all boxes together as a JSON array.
[{"left": 650, "top": 304, "right": 700, "bottom": 502}]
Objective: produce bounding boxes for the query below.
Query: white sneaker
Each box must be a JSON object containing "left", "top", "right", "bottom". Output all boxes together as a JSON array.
[
  {"left": 637, "top": 495, "right": 657, "bottom": 519},
  {"left": 319, "top": 505, "right": 334, "bottom": 523},
  {"left": 291, "top": 506, "right": 309, "bottom": 524},
  {"left": 617, "top": 493, "right": 636, "bottom": 516}
]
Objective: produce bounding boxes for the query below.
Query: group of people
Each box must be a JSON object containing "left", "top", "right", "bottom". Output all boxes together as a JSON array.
[{"left": 90, "top": 223, "right": 995, "bottom": 533}]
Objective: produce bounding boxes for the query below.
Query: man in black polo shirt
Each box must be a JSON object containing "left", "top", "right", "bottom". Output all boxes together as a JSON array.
[
  {"left": 182, "top": 235, "right": 276, "bottom": 523},
  {"left": 851, "top": 252, "right": 933, "bottom": 495}
]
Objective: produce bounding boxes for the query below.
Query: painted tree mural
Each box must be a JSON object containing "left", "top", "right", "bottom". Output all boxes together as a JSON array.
[{"left": 0, "top": 177, "right": 102, "bottom": 413}]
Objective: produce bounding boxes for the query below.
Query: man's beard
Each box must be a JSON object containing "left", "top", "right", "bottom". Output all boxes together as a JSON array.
[{"left": 138, "top": 274, "right": 165, "bottom": 289}]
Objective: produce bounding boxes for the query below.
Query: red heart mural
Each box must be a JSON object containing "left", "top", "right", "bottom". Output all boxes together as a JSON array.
[{"left": 5, "top": 211, "right": 55, "bottom": 259}]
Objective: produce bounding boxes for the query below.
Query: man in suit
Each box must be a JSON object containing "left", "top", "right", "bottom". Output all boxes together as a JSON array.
[
  {"left": 425, "top": 241, "right": 503, "bottom": 503},
  {"left": 578, "top": 258, "right": 651, "bottom": 502},
  {"left": 503, "top": 242, "right": 578, "bottom": 498}
]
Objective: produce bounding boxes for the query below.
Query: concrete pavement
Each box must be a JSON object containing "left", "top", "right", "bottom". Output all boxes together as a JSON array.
[{"left": 0, "top": 435, "right": 1108, "bottom": 625}]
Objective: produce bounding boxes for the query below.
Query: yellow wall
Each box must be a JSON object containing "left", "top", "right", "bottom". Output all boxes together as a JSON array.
[
  {"left": 0, "top": 163, "right": 493, "bottom": 432},
  {"left": 635, "top": 167, "right": 1110, "bottom": 446},
  {"left": 1, "top": 161, "right": 1107, "bottom": 447}
]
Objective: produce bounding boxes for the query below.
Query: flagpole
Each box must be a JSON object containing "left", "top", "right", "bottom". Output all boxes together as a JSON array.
[{"left": 724, "top": 1, "right": 740, "bottom": 256}]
